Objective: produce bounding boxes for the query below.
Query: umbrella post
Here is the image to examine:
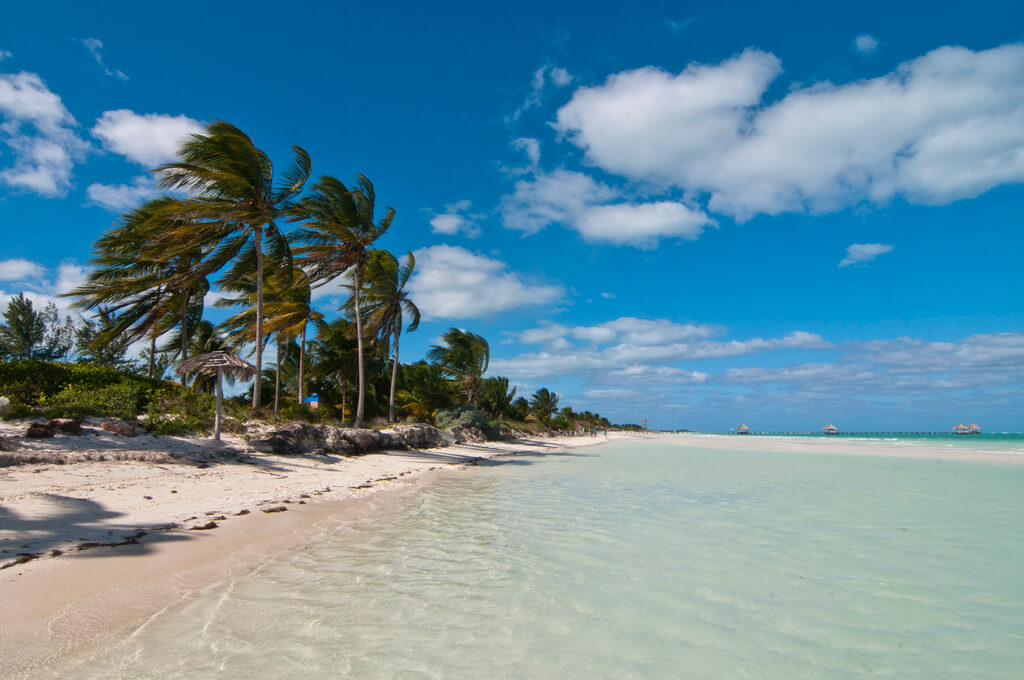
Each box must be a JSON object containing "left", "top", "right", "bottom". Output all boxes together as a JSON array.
[{"left": 215, "top": 367, "right": 223, "bottom": 441}]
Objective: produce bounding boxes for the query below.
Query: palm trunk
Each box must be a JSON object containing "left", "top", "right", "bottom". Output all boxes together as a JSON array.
[
  {"left": 274, "top": 334, "right": 281, "bottom": 417},
  {"left": 214, "top": 368, "right": 223, "bottom": 441},
  {"left": 353, "top": 267, "right": 365, "bottom": 428},
  {"left": 298, "top": 325, "right": 306, "bottom": 403},
  {"left": 180, "top": 293, "right": 189, "bottom": 362},
  {"left": 252, "top": 226, "right": 264, "bottom": 411},
  {"left": 389, "top": 328, "right": 400, "bottom": 423},
  {"left": 148, "top": 328, "right": 156, "bottom": 380},
  {"left": 338, "top": 377, "right": 347, "bottom": 424}
]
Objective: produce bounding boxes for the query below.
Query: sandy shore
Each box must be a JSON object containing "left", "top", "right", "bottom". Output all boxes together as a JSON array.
[
  {"left": 666, "top": 432, "right": 1024, "bottom": 463},
  {"left": 0, "top": 424, "right": 620, "bottom": 679}
]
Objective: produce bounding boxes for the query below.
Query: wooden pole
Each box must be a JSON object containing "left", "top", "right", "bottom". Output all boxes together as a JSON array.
[{"left": 215, "top": 367, "right": 223, "bottom": 441}]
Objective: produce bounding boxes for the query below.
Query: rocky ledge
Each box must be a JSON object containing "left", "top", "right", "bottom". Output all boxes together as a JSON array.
[{"left": 252, "top": 422, "right": 469, "bottom": 456}]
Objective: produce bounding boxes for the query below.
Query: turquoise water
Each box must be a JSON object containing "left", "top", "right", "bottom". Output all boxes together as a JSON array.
[
  {"left": 698, "top": 432, "right": 1024, "bottom": 454},
  {"left": 60, "top": 441, "right": 1024, "bottom": 678}
]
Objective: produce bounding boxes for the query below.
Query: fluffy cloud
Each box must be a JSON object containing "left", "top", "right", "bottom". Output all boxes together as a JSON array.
[
  {"left": 501, "top": 169, "right": 617, "bottom": 234},
  {"left": 86, "top": 175, "right": 162, "bottom": 212},
  {"left": 554, "top": 43, "right": 1024, "bottom": 221},
  {"left": 855, "top": 34, "right": 880, "bottom": 54},
  {"left": 574, "top": 201, "right": 714, "bottom": 248},
  {"left": 428, "top": 199, "right": 481, "bottom": 237},
  {"left": 839, "top": 243, "right": 893, "bottom": 267},
  {"left": 0, "top": 71, "right": 87, "bottom": 196},
  {"left": 853, "top": 333, "right": 1024, "bottom": 374},
  {"left": 91, "top": 109, "right": 203, "bottom": 167},
  {"left": 508, "top": 64, "right": 575, "bottom": 123},
  {"left": 493, "top": 317, "right": 829, "bottom": 380},
  {"left": 77, "top": 38, "right": 128, "bottom": 81},
  {"left": 408, "top": 245, "right": 563, "bottom": 319},
  {"left": 0, "top": 259, "right": 46, "bottom": 282}
]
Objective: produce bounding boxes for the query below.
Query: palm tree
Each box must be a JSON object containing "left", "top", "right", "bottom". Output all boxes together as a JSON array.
[
  {"left": 292, "top": 175, "right": 393, "bottom": 427},
  {"left": 359, "top": 250, "right": 420, "bottom": 423},
  {"left": 66, "top": 198, "right": 209, "bottom": 376},
  {"left": 156, "top": 122, "right": 311, "bottom": 410},
  {"left": 479, "top": 376, "right": 517, "bottom": 419},
  {"left": 428, "top": 328, "right": 490, "bottom": 406},
  {"left": 529, "top": 387, "right": 560, "bottom": 428},
  {"left": 309, "top": 318, "right": 359, "bottom": 422}
]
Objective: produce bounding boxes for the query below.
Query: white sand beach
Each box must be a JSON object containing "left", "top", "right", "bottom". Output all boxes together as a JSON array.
[{"left": 0, "top": 424, "right": 624, "bottom": 678}]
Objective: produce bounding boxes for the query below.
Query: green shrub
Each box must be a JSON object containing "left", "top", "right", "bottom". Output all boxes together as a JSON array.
[
  {"left": 146, "top": 391, "right": 216, "bottom": 436},
  {"left": 43, "top": 382, "right": 148, "bottom": 420},
  {"left": 434, "top": 406, "right": 495, "bottom": 436}
]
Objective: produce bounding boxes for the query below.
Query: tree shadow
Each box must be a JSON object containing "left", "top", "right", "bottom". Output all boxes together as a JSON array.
[{"left": 0, "top": 494, "right": 192, "bottom": 567}]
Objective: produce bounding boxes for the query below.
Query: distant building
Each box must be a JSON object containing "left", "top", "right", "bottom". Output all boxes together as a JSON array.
[{"left": 736, "top": 424, "right": 750, "bottom": 434}]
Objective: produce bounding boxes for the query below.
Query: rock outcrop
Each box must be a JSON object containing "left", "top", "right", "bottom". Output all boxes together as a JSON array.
[
  {"left": 26, "top": 422, "right": 54, "bottom": 438},
  {"left": 101, "top": 419, "right": 138, "bottom": 437},
  {"left": 253, "top": 422, "right": 455, "bottom": 456},
  {"left": 49, "top": 418, "right": 82, "bottom": 434},
  {"left": 446, "top": 425, "right": 488, "bottom": 444}
]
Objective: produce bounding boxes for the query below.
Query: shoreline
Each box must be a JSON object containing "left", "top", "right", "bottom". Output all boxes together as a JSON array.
[{"left": 0, "top": 430, "right": 624, "bottom": 679}]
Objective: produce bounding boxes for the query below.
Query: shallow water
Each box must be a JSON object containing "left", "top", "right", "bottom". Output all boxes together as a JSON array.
[{"left": 60, "top": 441, "right": 1024, "bottom": 678}]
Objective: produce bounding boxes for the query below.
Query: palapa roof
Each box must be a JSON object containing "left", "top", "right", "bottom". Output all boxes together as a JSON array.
[
  {"left": 823, "top": 424, "right": 838, "bottom": 431},
  {"left": 176, "top": 351, "right": 257, "bottom": 380},
  {"left": 953, "top": 423, "right": 967, "bottom": 430},
  {"left": 968, "top": 423, "right": 981, "bottom": 429},
  {"left": 736, "top": 424, "right": 750, "bottom": 430}
]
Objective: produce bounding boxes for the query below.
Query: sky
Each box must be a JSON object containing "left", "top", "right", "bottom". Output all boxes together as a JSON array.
[{"left": 1, "top": 1, "right": 1023, "bottom": 430}]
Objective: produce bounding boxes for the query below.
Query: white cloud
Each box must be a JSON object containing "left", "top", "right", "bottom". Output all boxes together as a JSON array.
[
  {"left": 501, "top": 168, "right": 618, "bottom": 234},
  {"left": 574, "top": 200, "right": 715, "bottom": 248},
  {"left": 0, "top": 258, "right": 45, "bottom": 282},
  {"left": 666, "top": 17, "right": 696, "bottom": 33},
  {"left": 600, "top": 291, "right": 615, "bottom": 299},
  {"left": 839, "top": 242, "right": 893, "bottom": 267},
  {"left": 855, "top": 34, "right": 880, "bottom": 54},
  {"left": 428, "top": 199, "right": 481, "bottom": 237},
  {"left": 555, "top": 43, "right": 1024, "bottom": 221},
  {"left": 0, "top": 49, "right": 11, "bottom": 61},
  {"left": 854, "top": 333, "right": 1024, "bottom": 374},
  {"left": 548, "top": 67, "right": 573, "bottom": 87},
  {"left": 0, "top": 71, "right": 88, "bottom": 196},
  {"left": 507, "top": 65, "right": 575, "bottom": 123},
  {"left": 409, "top": 245, "right": 563, "bottom": 319},
  {"left": 86, "top": 174, "right": 162, "bottom": 212},
  {"left": 91, "top": 109, "right": 203, "bottom": 167},
  {"left": 512, "top": 137, "right": 541, "bottom": 171},
  {"left": 77, "top": 38, "right": 128, "bottom": 81}
]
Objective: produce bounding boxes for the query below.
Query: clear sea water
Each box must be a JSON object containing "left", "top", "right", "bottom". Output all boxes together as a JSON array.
[{"left": 60, "top": 439, "right": 1024, "bottom": 679}]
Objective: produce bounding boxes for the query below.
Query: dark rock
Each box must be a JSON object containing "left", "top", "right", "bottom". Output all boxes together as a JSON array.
[
  {"left": 26, "top": 422, "right": 55, "bottom": 438},
  {"left": 0, "top": 437, "right": 17, "bottom": 451},
  {"left": 235, "top": 509, "right": 250, "bottom": 516},
  {"left": 447, "top": 425, "right": 488, "bottom": 444},
  {"left": 261, "top": 506, "right": 287, "bottom": 513},
  {"left": 384, "top": 423, "right": 453, "bottom": 449},
  {"left": 255, "top": 422, "right": 328, "bottom": 455},
  {"left": 101, "top": 419, "right": 137, "bottom": 437},
  {"left": 189, "top": 521, "right": 218, "bottom": 530},
  {"left": 254, "top": 422, "right": 452, "bottom": 457},
  {"left": 49, "top": 418, "right": 82, "bottom": 434}
]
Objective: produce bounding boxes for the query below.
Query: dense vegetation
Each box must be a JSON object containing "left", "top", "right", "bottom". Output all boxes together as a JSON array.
[{"left": 0, "top": 122, "right": 614, "bottom": 435}]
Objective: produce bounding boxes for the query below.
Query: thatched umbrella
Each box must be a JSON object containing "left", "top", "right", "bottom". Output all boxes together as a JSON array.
[
  {"left": 176, "top": 351, "right": 257, "bottom": 440},
  {"left": 823, "top": 424, "right": 838, "bottom": 433},
  {"left": 736, "top": 424, "right": 750, "bottom": 434},
  {"left": 968, "top": 422, "right": 981, "bottom": 433}
]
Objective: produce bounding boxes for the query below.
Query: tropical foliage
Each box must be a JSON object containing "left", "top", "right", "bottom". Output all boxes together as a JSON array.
[{"left": 1, "top": 121, "right": 618, "bottom": 433}]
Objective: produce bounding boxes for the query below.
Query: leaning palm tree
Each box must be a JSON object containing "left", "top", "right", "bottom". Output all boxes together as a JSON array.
[
  {"left": 529, "top": 387, "right": 560, "bottom": 428},
  {"left": 427, "top": 328, "right": 490, "bottom": 406},
  {"left": 65, "top": 198, "right": 209, "bottom": 376},
  {"left": 156, "top": 122, "right": 311, "bottom": 410},
  {"left": 358, "top": 250, "right": 420, "bottom": 423},
  {"left": 479, "top": 376, "right": 517, "bottom": 419},
  {"left": 292, "top": 174, "right": 393, "bottom": 427}
]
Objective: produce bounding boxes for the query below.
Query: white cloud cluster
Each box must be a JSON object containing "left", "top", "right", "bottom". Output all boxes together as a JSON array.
[
  {"left": 0, "top": 259, "right": 88, "bottom": 315},
  {"left": 855, "top": 34, "right": 880, "bottom": 54},
  {"left": 493, "top": 317, "right": 829, "bottom": 379},
  {"left": 0, "top": 71, "right": 87, "bottom": 196},
  {"left": 77, "top": 38, "right": 128, "bottom": 81},
  {"left": 508, "top": 64, "right": 575, "bottom": 123},
  {"left": 408, "top": 245, "right": 563, "bottom": 319},
  {"left": 91, "top": 109, "right": 203, "bottom": 167},
  {"left": 86, "top": 175, "right": 162, "bottom": 212},
  {"left": 428, "top": 199, "right": 481, "bottom": 237},
  {"left": 555, "top": 43, "right": 1024, "bottom": 221},
  {"left": 501, "top": 168, "right": 711, "bottom": 247},
  {"left": 839, "top": 243, "right": 893, "bottom": 267},
  {"left": 0, "top": 258, "right": 46, "bottom": 282}
]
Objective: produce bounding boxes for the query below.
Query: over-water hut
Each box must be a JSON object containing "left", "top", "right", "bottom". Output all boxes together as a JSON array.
[
  {"left": 823, "top": 424, "right": 839, "bottom": 434},
  {"left": 177, "top": 351, "right": 257, "bottom": 441},
  {"left": 968, "top": 423, "right": 981, "bottom": 434},
  {"left": 953, "top": 423, "right": 969, "bottom": 435},
  {"left": 736, "top": 424, "right": 750, "bottom": 434}
]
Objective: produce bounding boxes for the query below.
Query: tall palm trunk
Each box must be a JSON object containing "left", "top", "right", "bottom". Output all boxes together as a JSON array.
[
  {"left": 353, "top": 267, "right": 365, "bottom": 428},
  {"left": 252, "top": 226, "right": 264, "bottom": 411},
  {"left": 298, "top": 325, "right": 306, "bottom": 403},
  {"left": 180, "top": 292, "right": 189, "bottom": 361},
  {"left": 149, "top": 283, "right": 161, "bottom": 379},
  {"left": 274, "top": 334, "right": 281, "bottom": 417},
  {"left": 389, "top": 328, "right": 400, "bottom": 423}
]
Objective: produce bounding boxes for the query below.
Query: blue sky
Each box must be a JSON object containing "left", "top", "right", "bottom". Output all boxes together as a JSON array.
[{"left": 1, "top": 1, "right": 1023, "bottom": 430}]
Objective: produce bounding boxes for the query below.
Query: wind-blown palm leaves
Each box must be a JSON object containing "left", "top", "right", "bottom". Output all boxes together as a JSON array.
[
  {"left": 292, "top": 174, "right": 393, "bottom": 427},
  {"left": 156, "top": 122, "right": 311, "bottom": 410},
  {"left": 529, "top": 387, "right": 560, "bottom": 428},
  {"left": 479, "top": 376, "right": 517, "bottom": 419},
  {"left": 65, "top": 198, "right": 209, "bottom": 376},
  {"left": 359, "top": 250, "right": 420, "bottom": 423},
  {"left": 427, "top": 328, "right": 490, "bottom": 405}
]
